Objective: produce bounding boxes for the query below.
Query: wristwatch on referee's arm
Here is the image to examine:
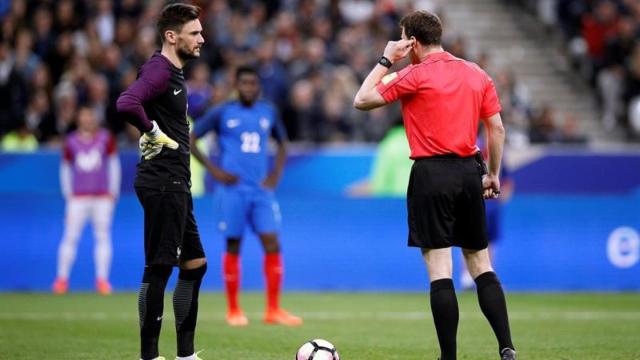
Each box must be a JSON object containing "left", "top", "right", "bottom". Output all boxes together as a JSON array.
[{"left": 378, "top": 56, "right": 393, "bottom": 68}]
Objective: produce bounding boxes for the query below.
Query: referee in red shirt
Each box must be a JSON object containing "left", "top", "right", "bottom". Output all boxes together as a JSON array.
[{"left": 354, "top": 11, "right": 516, "bottom": 360}]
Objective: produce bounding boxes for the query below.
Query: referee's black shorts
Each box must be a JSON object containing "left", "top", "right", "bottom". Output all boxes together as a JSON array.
[
  {"left": 135, "top": 187, "right": 206, "bottom": 266},
  {"left": 407, "top": 154, "right": 489, "bottom": 250}
]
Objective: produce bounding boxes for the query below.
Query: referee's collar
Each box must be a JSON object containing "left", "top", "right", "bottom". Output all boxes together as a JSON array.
[{"left": 422, "top": 51, "right": 453, "bottom": 63}]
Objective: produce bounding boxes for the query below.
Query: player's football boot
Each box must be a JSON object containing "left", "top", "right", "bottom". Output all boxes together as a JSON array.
[
  {"left": 263, "top": 308, "right": 303, "bottom": 326},
  {"left": 226, "top": 309, "right": 249, "bottom": 327},
  {"left": 52, "top": 278, "right": 68, "bottom": 294},
  {"left": 500, "top": 348, "right": 517, "bottom": 360},
  {"left": 96, "top": 278, "right": 112, "bottom": 295}
]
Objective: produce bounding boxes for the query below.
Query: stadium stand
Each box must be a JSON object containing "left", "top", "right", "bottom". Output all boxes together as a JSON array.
[
  {"left": 2, "top": 0, "right": 634, "bottom": 150},
  {"left": 506, "top": 0, "right": 640, "bottom": 142}
]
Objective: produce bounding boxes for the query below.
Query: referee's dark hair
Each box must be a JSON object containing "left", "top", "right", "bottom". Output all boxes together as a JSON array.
[
  {"left": 400, "top": 10, "right": 442, "bottom": 46},
  {"left": 157, "top": 2, "right": 201, "bottom": 42},
  {"left": 235, "top": 65, "right": 258, "bottom": 81}
]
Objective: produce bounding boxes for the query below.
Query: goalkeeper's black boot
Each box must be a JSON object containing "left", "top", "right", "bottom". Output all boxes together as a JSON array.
[{"left": 500, "top": 348, "right": 517, "bottom": 360}]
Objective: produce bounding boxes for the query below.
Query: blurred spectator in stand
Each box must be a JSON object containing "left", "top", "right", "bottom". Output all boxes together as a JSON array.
[
  {"left": 361, "top": 106, "right": 397, "bottom": 142},
  {"left": 291, "top": 78, "right": 323, "bottom": 142},
  {"left": 1, "top": 0, "right": 606, "bottom": 147},
  {"left": 25, "top": 89, "right": 57, "bottom": 143},
  {"left": 115, "top": 0, "right": 143, "bottom": 19},
  {"left": 32, "top": 5, "right": 56, "bottom": 58},
  {"left": 7, "top": 0, "right": 27, "bottom": 25},
  {"left": 556, "top": 0, "right": 589, "bottom": 42},
  {"left": 87, "top": 73, "right": 113, "bottom": 127},
  {"left": 290, "top": 37, "right": 333, "bottom": 81},
  {"left": 559, "top": 112, "right": 589, "bottom": 143},
  {"left": 53, "top": 0, "right": 86, "bottom": 34},
  {"left": 29, "top": 63, "right": 53, "bottom": 94},
  {"left": 624, "top": 43, "right": 640, "bottom": 140},
  {"left": 13, "top": 28, "right": 42, "bottom": 81},
  {"left": 476, "top": 51, "right": 493, "bottom": 74},
  {"left": 94, "top": 0, "right": 116, "bottom": 46},
  {"left": 628, "top": 97, "right": 640, "bottom": 140},
  {"left": 273, "top": 12, "right": 300, "bottom": 65},
  {"left": 0, "top": 41, "right": 28, "bottom": 136},
  {"left": 256, "top": 37, "right": 289, "bottom": 112},
  {"left": 128, "top": 24, "right": 155, "bottom": 68},
  {"left": 598, "top": 16, "right": 636, "bottom": 131},
  {"left": 1, "top": 8, "right": 17, "bottom": 43},
  {"left": 100, "top": 44, "right": 131, "bottom": 136},
  {"left": 53, "top": 81, "right": 78, "bottom": 143},
  {"left": 445, "top": 35, "right": 468, "bottom": 59},
  {"left": 529, "top": 105, "right": 561, "bottom": 143},
  {"left": 186, "top": 61, "right": 213, "bottom": 119},
  {"left": 1, "top": 120, "right": 38, "bottom": 152},
  {"left": 581, "top": 1, "right": 620, "bottom": 81},
  {"left": 45, "top": 31, "right": 75, "bottom": 84},
  {"left": 322, "top": 91, "right": 352, "bottom": 142},
  {"left": 494, "top": 70, "right": 533, "bottom": 146}
]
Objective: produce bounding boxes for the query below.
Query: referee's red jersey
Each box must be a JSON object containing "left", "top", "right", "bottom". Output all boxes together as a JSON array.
[{"left": 376, "top": 51, "right": 501, "bottom": 158}]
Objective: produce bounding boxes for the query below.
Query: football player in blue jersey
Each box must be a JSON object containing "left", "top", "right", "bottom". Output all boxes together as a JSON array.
[{"left": 191, "top": 66, "right": 302, "bottom": 327}]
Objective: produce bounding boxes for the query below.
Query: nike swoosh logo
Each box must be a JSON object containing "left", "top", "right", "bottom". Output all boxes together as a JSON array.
[
  {"left": 227, "top": 120, "right": 240, "bottom": 128},
  {"left": 173, "top": 89, "right": 183, "bottom": 95}
]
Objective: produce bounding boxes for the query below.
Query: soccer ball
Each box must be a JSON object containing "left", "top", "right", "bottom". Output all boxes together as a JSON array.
[{"left": 296, "top": 339, "right": 340, "bottom": 360}]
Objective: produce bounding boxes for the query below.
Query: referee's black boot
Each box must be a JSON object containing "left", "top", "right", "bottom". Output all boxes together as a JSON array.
[{"left": 500, "top": 348, "right": 517, "bottom": 360}]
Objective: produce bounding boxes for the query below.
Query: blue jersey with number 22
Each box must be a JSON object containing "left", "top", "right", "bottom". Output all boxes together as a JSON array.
[{"left": 193, "top": 100, "right": 287, "bottom": 187}]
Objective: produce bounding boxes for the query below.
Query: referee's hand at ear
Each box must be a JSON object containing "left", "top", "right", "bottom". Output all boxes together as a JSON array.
[
  {"left": 383, "top": 39, "right": 415, "bottom": 63},
  {"left": 482, "top": 174, "right": 501, "bottom": 199}
]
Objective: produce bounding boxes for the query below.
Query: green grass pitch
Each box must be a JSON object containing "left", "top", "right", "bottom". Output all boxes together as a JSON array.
[{"left": 1, "top": 292, "right": 639, "bottom": 359}]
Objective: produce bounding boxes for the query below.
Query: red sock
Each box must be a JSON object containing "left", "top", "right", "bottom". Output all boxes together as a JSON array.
[
  {"left": 223, "top": 253, "right": 240, "bottom": 313},
  {"left": 264, "top": 253, "right": 283, "bottom": 311}
]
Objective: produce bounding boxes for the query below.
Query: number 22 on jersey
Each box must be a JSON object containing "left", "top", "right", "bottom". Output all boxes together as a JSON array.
[{"left": 240, "top": 132, "right": 261, "bottom": 153}]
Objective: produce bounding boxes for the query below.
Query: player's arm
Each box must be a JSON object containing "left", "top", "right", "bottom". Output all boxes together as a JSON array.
[
  {"left": 479, "top": 72, "right": 504, "bottom": 199},
  {"left": 60, "top": 143, "right": 72, "bottom": 200},
  {"left": 263, "top": 140, "right": 287, "bottom": 189},
  {"left": 116, "top": 60, "right": 178, "bottom": 159},
  {"left": 116, "top": 60, "right": 169, "bottom": 133},
  {"left": 106, "top": 134, "right": 121, "bottom": 199},
  {"left": 481, "top": 112, "right": 505, "bottom": 200},
  {"left": 191, "top": 107, "right": 238, "bottom": 185},
  {"left": 354, "top": 39, "right": 414, "bottom": 111},
  {"left": 263, "top": 113, "right": 288, "bottom": 189}
]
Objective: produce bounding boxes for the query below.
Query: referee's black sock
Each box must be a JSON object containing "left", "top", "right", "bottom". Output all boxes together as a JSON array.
[
  {"left": 475, "top": 271, "right": 515, "bottom": 352},
  {"left": 174, "top": 263, "right": 207, "bottom": 357},
  {"left": 430, "top": 278, "right": 458, "bottom": 360},
  {"left": 139, "top": 265, "right": 173, "bottom": 360}
]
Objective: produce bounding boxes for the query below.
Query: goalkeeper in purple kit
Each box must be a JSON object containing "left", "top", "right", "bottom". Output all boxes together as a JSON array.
[{"left": 116, "top": 3, "right": 207, "bottom": 360}]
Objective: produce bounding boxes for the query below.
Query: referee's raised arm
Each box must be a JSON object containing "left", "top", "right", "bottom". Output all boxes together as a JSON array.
[{"left": 353, "top": 39, "right": 414, "bottom": 110}]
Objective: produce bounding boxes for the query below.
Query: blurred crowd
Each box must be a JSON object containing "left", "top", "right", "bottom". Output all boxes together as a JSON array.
[
  {"left": 0, "top": 0, "right": 411, "bottom": 150},
  {"left": 0, "top": 0, "right": 611, "bottom": 152},
  {"left": 527, "top": 0, "right": 640, "bottom": 140}
]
